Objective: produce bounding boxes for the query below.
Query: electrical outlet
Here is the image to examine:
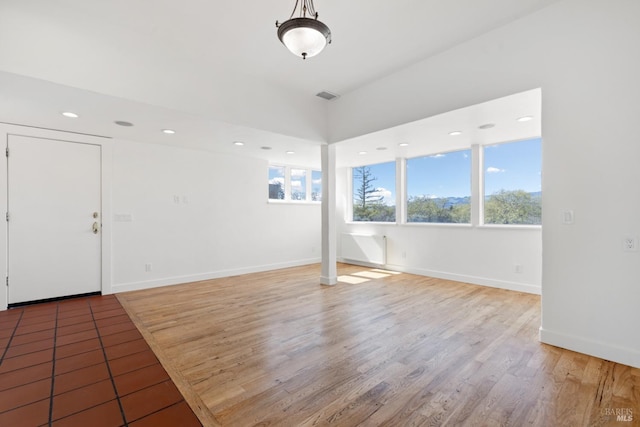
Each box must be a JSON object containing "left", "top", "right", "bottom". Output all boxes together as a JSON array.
[
  {"left": 623, "top": 237, "right": 638, "bottom": 252},
  {"left": 515, "top": 264, "right": 523, "bottom": 273},
  {"left": 145, "top": 263, "right": 153, "bottom": 272}
]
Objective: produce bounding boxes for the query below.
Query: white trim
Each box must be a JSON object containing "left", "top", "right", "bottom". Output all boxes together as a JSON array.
[
  {"left": 320, "top": 276, "right": 337, "bottom": 286},
  {"left": 338, "top": 259, "right": 541, "bottom": 295},
  {"left": 539, "top": 327, "right": 640, "bottom": 369},
  {"left": 112, "top": 257, "right": 321, "bottom": 294}
]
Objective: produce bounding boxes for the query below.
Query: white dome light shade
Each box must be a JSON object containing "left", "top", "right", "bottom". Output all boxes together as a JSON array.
[{"left": 277, "top": 17, "right": 330, "bottom": 59}]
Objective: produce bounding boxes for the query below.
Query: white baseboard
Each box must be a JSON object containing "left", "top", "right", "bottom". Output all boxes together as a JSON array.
[
  {"left": 110, "top": 257, "right": 321, "bottom": 294},
  {"left": 540, "top": 327, "right": 640, "bottom": 369},
  {"left": 338, "top": 259, "right": 541, "bottom": 295}
]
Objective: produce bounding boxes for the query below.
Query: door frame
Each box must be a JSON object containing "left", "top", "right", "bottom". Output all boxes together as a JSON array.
[{"left": 0, "top": 123, "right": 113, "bottom": 310}]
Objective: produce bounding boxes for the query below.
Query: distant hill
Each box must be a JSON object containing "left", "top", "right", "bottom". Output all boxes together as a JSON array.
[{"left": 424, "top": 191, "right": 541, "bottom": 208}]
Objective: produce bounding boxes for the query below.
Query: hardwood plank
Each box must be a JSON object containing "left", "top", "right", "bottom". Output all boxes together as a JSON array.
[{"left": 117, "top": 263, "right": 640, "bottom": 426}]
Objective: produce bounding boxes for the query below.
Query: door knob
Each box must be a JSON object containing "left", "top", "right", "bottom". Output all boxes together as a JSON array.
[{"left": 92, "top": 222, "right": 100, "bottom": 234}]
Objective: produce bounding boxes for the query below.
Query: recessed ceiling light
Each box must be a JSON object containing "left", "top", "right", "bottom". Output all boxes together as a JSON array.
[
  {"left": 517, "top": 116, "right": 533, "bottom": 122},
  {"left": 376, "top": 147, "right": 387, "bottom": 151},
  {"left": 478, "top": 123, "right": 495, "bottom": 130},
  {"left": 62, "top": 112, "right": 79, "bottom": 118},
  {"left": 261, "top": 146, "right": 272, "bottom": 150},
  {"left": 449, "top": 131, "right": 462, "bottom": 136},
  {"left": 358, "top": 151, "right": 367, "bottom": 155},
  {"left": 286, "top": 151, "right": 295, "bottom": 155},
  {"left": 162, "top": 129, "right": 176, "bottom": 134},
  {"left": 233, "top": 141, "right": 244, "bottom": 146},
  {"left": 114, "top": 120, "right": 134, "bottom": 127},
  {"left": 398, "top": 143, "right": 409, "bottom": 147}
]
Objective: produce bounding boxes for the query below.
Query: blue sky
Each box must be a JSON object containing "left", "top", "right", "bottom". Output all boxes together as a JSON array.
[
  {"left": 354, "top": 138, "right": 541, "bottom": 204},
  {"left": 484, "top": 138, "right": 541, "bottom": 195}
]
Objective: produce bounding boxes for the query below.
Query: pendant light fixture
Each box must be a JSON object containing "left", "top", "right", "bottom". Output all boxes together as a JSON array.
[{"left": 276, "top": 0, "right": 331, "bottom": 60}]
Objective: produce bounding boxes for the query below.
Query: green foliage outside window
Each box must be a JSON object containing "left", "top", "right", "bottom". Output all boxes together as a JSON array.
[
  {"left": 407, "top": 196, "right": 470, "bottom": 223},
  {"left": 352, "top": 165, "right": 395, "bottom": 222},
  {"left": 484, "top": 189, "right": 541, "bottom": 225}
]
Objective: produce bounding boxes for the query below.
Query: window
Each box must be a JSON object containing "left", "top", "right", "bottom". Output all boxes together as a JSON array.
[
  {"left": 406, "top": 149, "right": 471, "bottom": 223},
  {"left": 352, "top": 161, "right": 396, "bottom": 222},
  {"left": 483, "top": 138, "right": 541, "bottom": 225},
  {"left": 291, "top": 168, "right": 307, "bottom": 200},
  {"left": 311, "top": 170, "right": 322, "bottom": 201},
  {"left": 268, "top": 165, "right": 321, "bottom": 203},
  {"left": 268, "top": 166, "right": 285, "bottom": 200}
]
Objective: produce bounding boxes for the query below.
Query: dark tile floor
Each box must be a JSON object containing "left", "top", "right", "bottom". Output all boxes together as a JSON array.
[{"left": 0, "top": 294, "right": 202, "bottom": 427}]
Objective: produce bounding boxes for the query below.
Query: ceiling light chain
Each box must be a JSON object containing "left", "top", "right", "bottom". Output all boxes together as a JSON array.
[
  {"left": 276, "top": 0, "right": 331, "bottom": 60},
  {"left": 286, "top": 0, "right": 318, "bottom": 19}
]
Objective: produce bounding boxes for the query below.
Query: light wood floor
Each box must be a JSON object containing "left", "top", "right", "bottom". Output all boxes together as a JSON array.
[{"left": 117, "top": 264, "right": 639, "bottom": 426}]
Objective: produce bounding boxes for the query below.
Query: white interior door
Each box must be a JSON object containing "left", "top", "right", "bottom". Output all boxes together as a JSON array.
[{"left": 7, "top": 135, "right": 102, "bottom": 304}]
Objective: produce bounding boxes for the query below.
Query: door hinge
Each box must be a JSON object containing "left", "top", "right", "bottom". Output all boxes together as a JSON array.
[
  {"left": 5, "top": 147, "right": 8, "bottom": 157},
  {"left": 5, "top": 212, "right": 8, "bottom": 222},
  {"left": 5, "top": 277, "right": 8, "bottom": 287}
]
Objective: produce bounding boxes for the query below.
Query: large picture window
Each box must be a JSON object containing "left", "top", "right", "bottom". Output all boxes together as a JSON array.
[
  {"left": 483, "top": 138, "right": 542, "bottom": 225},
  {"left": 352, "top": 161, "right": 396, "bottom": 222},
  {"left": 406, "top": 150, "right": 471, "bottom": 223}
]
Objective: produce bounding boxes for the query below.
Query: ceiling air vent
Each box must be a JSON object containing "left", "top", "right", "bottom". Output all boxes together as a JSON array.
[{"left": 316, "top": 91, "right": 340, "bottom": 101}]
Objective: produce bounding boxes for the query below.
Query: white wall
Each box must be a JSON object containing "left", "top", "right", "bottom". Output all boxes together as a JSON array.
[
  {"left": 0, "top": 126, "right": 321, "bottom": 310},
  {"left": 111, "top": 139, "right": 321, "bottom": 293},
  {"left": 329, "top": 0, "right": 640, "bottom": 368}
]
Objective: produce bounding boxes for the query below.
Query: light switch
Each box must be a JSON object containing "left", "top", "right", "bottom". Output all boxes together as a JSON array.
[{"left": 562, "top": 210, "right": 574, "bottom": 224}]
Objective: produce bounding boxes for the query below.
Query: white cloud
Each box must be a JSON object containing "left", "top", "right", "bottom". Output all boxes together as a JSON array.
[
  {"left": 291, "top": 169, "right": 307, "bottom": 177},
  {"left": 431, "top": 154, "right": 446, "bottom": 158},
  {"left": 486, "top": 167, "right": 505, "bottom": 173},
  {"left": 312, "top": 178, "right": 322, "bottom": 184},
  {"left": 291, "top": 180, "right": 303, "bottom": 189},
  {"left": 371, "top": 187, "right": 394, "bottom": 205},
  {"left": 269, "top": 177, "right": 284, "bottom": 185}
]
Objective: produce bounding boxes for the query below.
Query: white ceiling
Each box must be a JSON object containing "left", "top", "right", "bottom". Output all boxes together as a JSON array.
[
  {"left": 336, "top": 89, "right": 541, "bottom": 167},
  {"left": 0, "top": 0, "right": 557, "bottom": 167}
]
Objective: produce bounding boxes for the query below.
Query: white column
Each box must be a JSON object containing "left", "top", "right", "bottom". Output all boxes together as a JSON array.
[{"left": 320, "top": 143, "right": 337, "bottom": 285}]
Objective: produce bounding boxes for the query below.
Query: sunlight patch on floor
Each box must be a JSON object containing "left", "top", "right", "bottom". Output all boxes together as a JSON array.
[
  {"left": 337, "top": 267, "right": 402, "bottom": 284},
  {"left": 337, "top": 275, "right": 370, "bottom": 284}
]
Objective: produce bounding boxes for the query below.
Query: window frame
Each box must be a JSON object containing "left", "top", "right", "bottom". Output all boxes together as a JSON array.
[
  {"left": 349, "top": 160, "right": 397, "bottom": 223},
  {"left": 481, "top": 138, "right": 542, "bottom": 227}
]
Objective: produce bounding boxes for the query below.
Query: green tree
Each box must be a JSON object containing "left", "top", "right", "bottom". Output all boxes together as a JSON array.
[
  {"left": 352, "top": 166, "right": 394, "bottom": 221},
  {"left": 450, "top": 203, "right": 471, "bottom": 223},
  {"left": 353, "top": 166, "right": 382, "bottom": 208},
  {"left": 407, "top": 196, "right": 470, "bottom": 223},
  {"left": 484, "top": 189, "right": 541, "bottom": 224}
]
